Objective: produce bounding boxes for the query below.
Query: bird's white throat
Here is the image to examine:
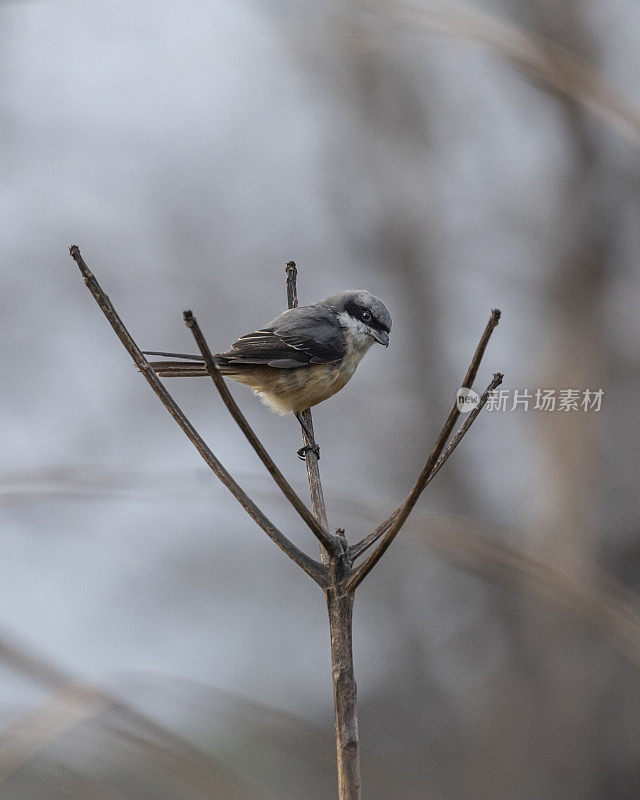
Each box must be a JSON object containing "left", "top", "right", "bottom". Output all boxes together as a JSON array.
[{"left": 337, "top": 311, "right": 377, "bottom": 357}]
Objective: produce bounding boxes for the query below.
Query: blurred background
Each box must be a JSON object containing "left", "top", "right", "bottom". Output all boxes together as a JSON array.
[{"left": 2, "top": 0, "right": 640, "bottom": 797}]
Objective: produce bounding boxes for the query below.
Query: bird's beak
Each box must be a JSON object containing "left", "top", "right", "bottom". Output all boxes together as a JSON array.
[{"left": 368, "top": 328, "right": 390, "bottom": 347}]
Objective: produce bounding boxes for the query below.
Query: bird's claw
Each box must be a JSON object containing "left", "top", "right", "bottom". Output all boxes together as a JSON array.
[{"left": 297, "top": 443, "right": 320, "bottom": 461}]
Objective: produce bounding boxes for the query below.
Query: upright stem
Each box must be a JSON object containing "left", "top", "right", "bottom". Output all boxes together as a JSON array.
[
  {"left": 285, "top": 260, "right": 361, "bottom": 798},
  {"left": 300, "top": 408, "right": 330, "bottom": 562},
  {"left": 326, "top": 584, "right": 361, "bottom": 800},
  {"left": 285, "top": 261, "right": 330, "bottom": 564}
]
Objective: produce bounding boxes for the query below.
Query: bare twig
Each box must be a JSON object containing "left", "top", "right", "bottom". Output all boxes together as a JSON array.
[
  {"left": 69, "top": 245, "right": 327, "bottom": 587},
  {"left": 428, "top": 374, "right": 503, "bottom": 481},
  {"left": 183, "top": 309, "right": 337, "bottom": 554},
  {"left": 350, "top": 309, "right": 501, "bottom": 562},
  {"left": 460, "top": 309, "right": 501, "bottom": 389},
  {"left": 347, "top": 372, "right": 502, "bottom": 590},
  {"left": 285, "top": 261, "right": 332, "bottom": 561},
  {"left": 285, "top": 259, "right": 298, "bottom": 311}
]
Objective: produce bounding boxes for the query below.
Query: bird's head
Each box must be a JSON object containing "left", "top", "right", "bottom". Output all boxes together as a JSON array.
[{"left": 325, "top": 290, "right": 392, "bottom": 349}]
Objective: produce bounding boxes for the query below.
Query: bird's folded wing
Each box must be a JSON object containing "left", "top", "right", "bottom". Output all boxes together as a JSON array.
[{"left": 219, "top": 307, "right": 347, "bottom": 369}]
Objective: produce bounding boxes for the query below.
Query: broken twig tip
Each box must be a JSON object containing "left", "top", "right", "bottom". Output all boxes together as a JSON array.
[
  {"left": 493, "top": 372, "right": 504, "bottom": 386},
  {"left": 491, "top": 308, "right": 501, "bottom": 322},
  {"left": 68, "top": 244, "right": 92, "bottom": 281},
  {"left": 183, "top": 310, "right": 194, "bottom": 326}
]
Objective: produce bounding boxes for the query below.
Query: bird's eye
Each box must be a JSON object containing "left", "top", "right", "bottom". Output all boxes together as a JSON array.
[{"left": 361, "top": 309, "right": 372, "bottom": 323}]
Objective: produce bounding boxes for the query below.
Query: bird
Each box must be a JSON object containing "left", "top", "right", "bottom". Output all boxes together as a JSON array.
[{"left": 144, "top": 290, "right": 391, "bottom": 459}]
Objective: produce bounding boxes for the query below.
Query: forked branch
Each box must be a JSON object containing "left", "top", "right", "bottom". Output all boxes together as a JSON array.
[
  {"left": 71, "top": 244, "right": 503, "bottom": 800},
  {"left": 427, "top": 373, "right": 503, "bottom": 482},
  {"left": 348, "top": 310, "right": 502, "bottom": 587},
  {"left": 183, "top": 309, "right": 337, "bottom": 554},
  {"left": 69, "top": 245, "right": 328, "bottom": 587}
]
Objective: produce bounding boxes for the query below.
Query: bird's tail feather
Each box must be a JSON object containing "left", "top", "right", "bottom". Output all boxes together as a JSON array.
[
  {"left": 146, "top": 361, "right": 210, "bottom": 377},
  {"left": 142, "top": 351, "right": 210, "bottom": 378},
  {"left": 142, "top": 351, "right": 204, "bottom": 361}
]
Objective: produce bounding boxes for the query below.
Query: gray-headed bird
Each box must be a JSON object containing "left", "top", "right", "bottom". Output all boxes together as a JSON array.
[{"left": 145, "top": 290, "right": 391, "bottom": 459}]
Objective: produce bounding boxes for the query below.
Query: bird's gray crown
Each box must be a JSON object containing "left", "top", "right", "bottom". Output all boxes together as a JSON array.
[{"left": 322, "top": 290, "right": 392, "bottom": 333}]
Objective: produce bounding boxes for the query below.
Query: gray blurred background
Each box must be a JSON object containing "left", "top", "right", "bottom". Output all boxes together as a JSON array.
[{"left": 2, "top": 0, "right": 640, "bottom": 797}]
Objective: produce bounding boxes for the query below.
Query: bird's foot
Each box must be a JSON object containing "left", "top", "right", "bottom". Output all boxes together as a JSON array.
[
  {"left": 297, "top": 443, "right": 320, "bottom": 461},
  {"left": 294, "top": 412, "right": 320, "bottom": 460}
]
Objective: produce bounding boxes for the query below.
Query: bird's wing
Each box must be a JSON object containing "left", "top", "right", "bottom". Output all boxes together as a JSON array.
[{"left": 218, "top": 306, "right": 347, "bottom": 369}]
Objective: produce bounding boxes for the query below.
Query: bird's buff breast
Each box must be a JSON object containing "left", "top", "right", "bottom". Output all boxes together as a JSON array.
[{"left": 230, "top": 354, "right": 363, "bottom": 414}]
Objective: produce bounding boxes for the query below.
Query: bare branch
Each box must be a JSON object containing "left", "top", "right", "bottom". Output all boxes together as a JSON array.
[
  {"left": 347, "top": 373, "right": 502, "bottom": 590},
  {"left": 350, "top": 309, "right": 501, "bottom": 562},
  {"left": 69, "top": 245, "right": 327, "bottom": 587},
  {"left": 183, "top": 309, "right": 338, "bottom": 554},
  {"left": 285, "top": 261, "right": 332, "bottom": 562},
  {"left": 285, "top": 259, "right": 298, "bottom": 311},
  {"left": 460, "top": 308, "right": 501, "bottom": 389},
  {"left": 427, "top": 374, "right": 503, "bottom": 481},
  {"left": 348, "top": 521, "right": 389, "bottom": 564}
]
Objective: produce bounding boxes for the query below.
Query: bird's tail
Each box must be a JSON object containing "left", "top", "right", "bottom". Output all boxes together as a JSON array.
[{"left": 143, "top": 351, "right": 211, "bottom": 378}]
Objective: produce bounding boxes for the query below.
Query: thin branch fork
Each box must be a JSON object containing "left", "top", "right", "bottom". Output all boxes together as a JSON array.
[
  {"left": 71, "top": 244, "right": 503, "bottom": 800},
  {"left": 347, "top": 372, "right": 503, "bottom": 590},
  {"left": 183, "top": 309, "right": 338, "bottom": 554},
  {"left": 347, "top": 310, "right": 502, "bottom": 588},
  {"left": 69, "top": 245, "right": 328, "bottom": 587},
  {"left": 428, "top": 374, "right": 503, "bottom": 482},
  {"left": 350, "top": 307, "right": 501, "bottom": 561}
]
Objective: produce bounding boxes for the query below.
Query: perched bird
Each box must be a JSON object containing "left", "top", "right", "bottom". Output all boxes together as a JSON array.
[{"left": 144, "top": 290, "right": 391, "bottom": 459}]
